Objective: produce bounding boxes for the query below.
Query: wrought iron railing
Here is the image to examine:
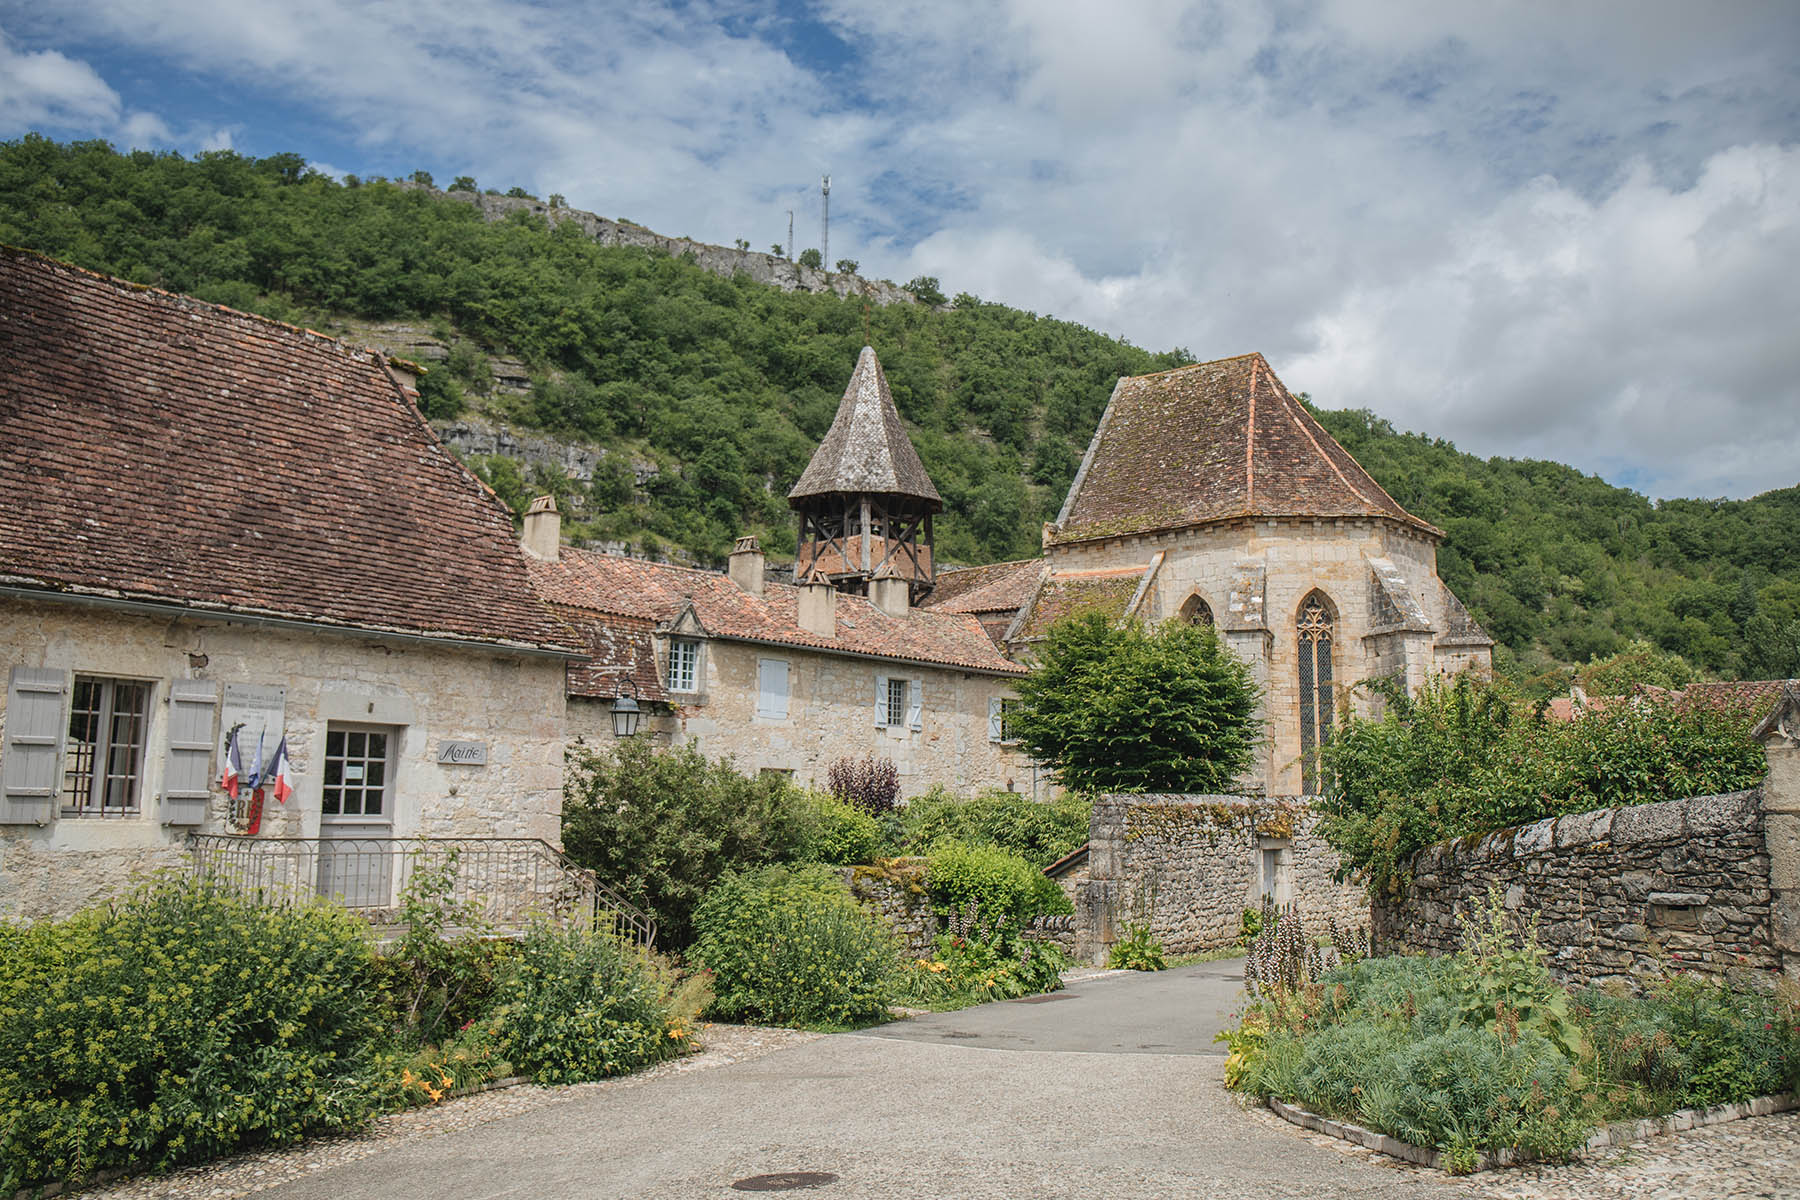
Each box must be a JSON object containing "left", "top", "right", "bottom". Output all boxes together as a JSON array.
[{"left": 187, "top": 834, "right": 655, "bottom": 947}]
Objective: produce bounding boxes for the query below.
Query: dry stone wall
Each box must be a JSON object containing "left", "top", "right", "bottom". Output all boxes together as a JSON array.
[
  {"left": 841, "top": 860, "right": 938, "bottom": 958},
  {"left": 1372, "top": 789, "right": 1777, "bottom": 988},
  {"left": 1075, "top": 793, "right": 1365, "bottom": 962}
]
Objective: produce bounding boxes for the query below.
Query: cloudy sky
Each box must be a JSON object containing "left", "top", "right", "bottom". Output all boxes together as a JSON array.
[{"left": 4, "top": 0, "right": 1797, "bottom": 499}]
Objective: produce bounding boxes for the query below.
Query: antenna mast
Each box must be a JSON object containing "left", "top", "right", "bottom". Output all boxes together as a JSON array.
[
  {"left": 820, "top": 175, "right": 830, "bottom": 268},
  {"left": 785, "top": 209, "right": 794, "bottom": 260}
]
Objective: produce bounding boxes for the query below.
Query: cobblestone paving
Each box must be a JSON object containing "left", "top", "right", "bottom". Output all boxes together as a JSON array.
[
  {"left": 1250, "top": 1103, "right": 1800, "bottom": 1199},
  {"left": 70, "top": 1025, "right": 820, "bottom": 1200}
]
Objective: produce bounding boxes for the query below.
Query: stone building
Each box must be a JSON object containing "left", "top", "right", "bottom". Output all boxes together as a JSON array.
[
  {"left": 0, "top": 248, "right": 580, "bottom": 921},
  {"left": 927, "top": 352, "right": 1492, "bottom": 795},
  {"left": 524, "top": 347, "right": 1033, "bottom": 796}
]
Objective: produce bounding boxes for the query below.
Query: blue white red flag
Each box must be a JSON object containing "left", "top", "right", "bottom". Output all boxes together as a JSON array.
[
  {"left": 221, "top": 728, "right": 243, "bottom": 800},
  {"left": 269, "top": 738, "right": 295, "bottom": 805}
]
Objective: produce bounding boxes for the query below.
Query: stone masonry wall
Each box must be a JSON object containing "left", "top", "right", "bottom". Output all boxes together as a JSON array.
[
  {"left": 841, "top": 860, "right": 938, "bottom": 959},
  {"left": 1075, "top": 793, "right": 1365, "bottom": 962},
  {"left": 660, "top": 639, "right": 1032, "bottom": 799},
  {"left": 1371, "top": 789, "right": 1777, "bottom": 988},
  {"left": 1, "top": 599, "right": 567, "bottom": 922}
]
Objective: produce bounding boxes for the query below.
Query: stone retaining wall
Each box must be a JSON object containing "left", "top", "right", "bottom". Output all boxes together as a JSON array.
[
  {"left": 1075, "top": 794, "right": 1365, "bottom": 963},
  {"left": 841, "top": 860, "right": 938, "bottom": 958},
  {"left": 1371, "top": 789, "right": 1777, "bottom": 987}
]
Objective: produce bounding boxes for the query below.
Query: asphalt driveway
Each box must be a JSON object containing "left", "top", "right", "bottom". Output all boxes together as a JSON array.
[{"left": 250, "top": 960, "right": 1478, "bottom": 1200}]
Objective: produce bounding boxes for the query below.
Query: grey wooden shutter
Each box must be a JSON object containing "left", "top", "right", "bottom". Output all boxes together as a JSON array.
[
  {"left": 874, "top": 674, "right": 889, "bottom": 726},
  {"left": 163, "top": 679, "right": 218, "bottom": 826},
  {"left": 988, "top": 697, "right": 1005, "bottom": 742},
  {"left": 2, "top": 667, "right": 68, "bottom": 824},
  {"left": 907, "top": 679, "right": 923, "bottom": 731}
]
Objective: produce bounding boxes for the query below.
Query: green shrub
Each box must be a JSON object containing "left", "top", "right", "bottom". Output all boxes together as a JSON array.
[
  {"left": 898, "top": 789, "right": 1091, "bottom": 868},
  {"left": 1319, "top": 675, "right": 1768, "bottom": 895},
  {"left": 691, "top": 866, "right": 896, "bottom": 1028},
  {"left": 924, "top": 839, "right": 1071, "bottom": 925},
  {"left": 562, "top": 738, "right": 816, "bottom": 947},
  {"left": 491, "top": 922, "right": 696, "bottom": 1085},
  {"left": 800, "top": 791, "right": 883, "bottom": 865},
  {"left": 1581, "top": 974, "right": 1800, "bottom": 1113},
  {"left": 372, "top": 849, "right": 516, "bottom": 1047},
  {"left": 1107, "top": 923, "right": 1167, "bottom": 971},
  {"left": 0, "top": 876, "right": 387, "bottom": 1191},
  {"left": 895, "top": 902, "right": 1069, "bottom": 1009}
]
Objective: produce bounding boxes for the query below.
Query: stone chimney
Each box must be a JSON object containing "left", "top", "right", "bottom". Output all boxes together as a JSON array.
[
  {"left": 797, "top": 568, "right": 837, "bottom": 638},
  {"left": 521, "top": 494, "right": 561, "bottom": 561},
  {"left": 728, "top": 535, "right": 765, "bottom": 596},
  {"left": 869, "top": 563, "right": 910, "bottom": 617}
]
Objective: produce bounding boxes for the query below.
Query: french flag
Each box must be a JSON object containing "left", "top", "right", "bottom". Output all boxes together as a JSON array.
[
  {"left": 221, "top": 729, "right": 243, "bottom": 800},
  {"left": 269, "top": 738, "right": 295, "bottom": 805}
]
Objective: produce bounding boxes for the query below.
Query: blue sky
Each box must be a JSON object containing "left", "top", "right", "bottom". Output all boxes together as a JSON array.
[{"left": 3, "top": 0, "right": 1798, "bottom": 500}]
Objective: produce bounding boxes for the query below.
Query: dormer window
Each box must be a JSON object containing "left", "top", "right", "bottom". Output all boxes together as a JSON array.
[{"left": 667, "top": 638, "right": 700, "bottom": 693}]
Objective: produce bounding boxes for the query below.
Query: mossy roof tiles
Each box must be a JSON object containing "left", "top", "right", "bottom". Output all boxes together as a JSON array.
[
  {"left": 924, "top": 557, "right": 1043, "bottom": 614},
  {"left": 0, "top": 247, "right": 577, "bottom": 653},
  {"left": 1053, "top": 352, "right": 1440, "bottom": 544}
]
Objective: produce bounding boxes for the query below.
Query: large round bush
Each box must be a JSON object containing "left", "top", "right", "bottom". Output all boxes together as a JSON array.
[
  {"left": 0, "top": 875, "right": 387, "bottom": 1191},
  {"left": 924, "top": 839, "right": 1072, "bottom": 925},
  {"left": 492, "top": 922, "right": 690, "bottom": 1084},
  {"left": 691, "top": 866, "right": 896, "bottom": 1028}
]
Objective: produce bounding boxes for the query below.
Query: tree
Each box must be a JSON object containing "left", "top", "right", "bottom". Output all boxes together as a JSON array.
[
  {"left": 505, "top": 186, "right": 533, "bottom": 199},
  {"left": 449, "top": 175, "right": 477, "bottom": 193},
  {"left": 1009, "top": 614, "right": 1261, "bottom": 793},
  {"left": 905, "top": 275, "right": 947, "bottom": 306},
  {"left": 770, "top": 242, "right": 784, "bottom": 256},
  {"left": 798, "top": 248, "right": 822, "bottom": 269},
  {"left": 734, "top": 238, "right": 750, "bottom": 251},
  {"left": 409, "top": 169, "right": 435, "bottom": 187},
  {"left": 834, "top": 258, "right": 859, "bottom": 274},
  {"left": 549, "top": 193, "right": 566, "bottom": 208}
]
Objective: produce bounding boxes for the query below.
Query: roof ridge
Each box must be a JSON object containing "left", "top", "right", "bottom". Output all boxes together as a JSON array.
[
  {"left": 2, "top": 244, "right": 419, "bottom": 371},
  {"left": 1115, "top": 350, "right": 1263, "bottom": 383}
]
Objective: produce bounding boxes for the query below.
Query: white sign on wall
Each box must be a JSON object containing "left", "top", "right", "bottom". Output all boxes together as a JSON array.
[
  {"left": 219, "top": 683, "right": 286, "bottom": 781},
  {"left": 436, "top": 741, "right": 489, "bottom": 765}
]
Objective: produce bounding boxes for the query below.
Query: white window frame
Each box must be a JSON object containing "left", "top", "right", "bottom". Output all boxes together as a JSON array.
[
  {"left": 62, "top": 675, "right": 154, "bottom": 818},
  {"left": 989, "top": 697, "right": 1021, "bottom": 744},
  {"left": 321, "top": 724, "right": 397, "bottom": 822},
  {"left": 666, "top": 638, "right": 701, "bottom": 694},
  {"left": 756, "top": 658, "right": 790, "bottom": 719},
  {"left": 882, "top": 676, "right": 909, "bottom": 728}
]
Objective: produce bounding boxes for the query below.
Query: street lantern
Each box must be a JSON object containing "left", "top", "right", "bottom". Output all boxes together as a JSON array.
[{"left": 611, "top": 680, "right": 642, "bottom": 738}]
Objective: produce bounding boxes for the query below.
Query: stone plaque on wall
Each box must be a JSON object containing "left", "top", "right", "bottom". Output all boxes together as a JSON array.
[
  {"left": 220, "top": 683, "right": 286, "bottom": 777},
  {"left": 436, "top": 741, "right": 488, "bottom": 765}
]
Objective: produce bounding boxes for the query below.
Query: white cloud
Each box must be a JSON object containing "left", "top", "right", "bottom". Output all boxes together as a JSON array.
[
  {"left": 0, "top": 37, "right": 122, "bottom": 127},
  {"left": 3, "top": 1, "right": 1795, "bottom": 498}
]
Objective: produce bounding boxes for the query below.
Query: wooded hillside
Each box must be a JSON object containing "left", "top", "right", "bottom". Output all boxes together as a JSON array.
[{"left": 3, "top": 136, "right": 1794, "bottom": 684}]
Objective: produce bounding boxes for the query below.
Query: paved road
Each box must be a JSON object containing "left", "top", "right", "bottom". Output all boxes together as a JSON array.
[{"left": 257, "top": 961, "right": 1472, "bottom": 1200}]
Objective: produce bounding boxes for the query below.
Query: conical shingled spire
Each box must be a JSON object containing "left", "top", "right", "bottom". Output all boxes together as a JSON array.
[{"left": 788, "top": 346, "right": 942, "bottom": 508}]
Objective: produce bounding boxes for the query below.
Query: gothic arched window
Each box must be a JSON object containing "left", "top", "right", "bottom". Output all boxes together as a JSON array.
[
  {"left": 1296, "top": 591, "right": 1335, "bottom": 793},
  {"left": 1179, "top": 593, "right": 1214, "bottom": 626}
]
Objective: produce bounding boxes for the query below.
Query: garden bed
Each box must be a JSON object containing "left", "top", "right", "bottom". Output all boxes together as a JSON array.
[{"left": 1268, "top": 1091, "right": 1799, "bottom": 1173}]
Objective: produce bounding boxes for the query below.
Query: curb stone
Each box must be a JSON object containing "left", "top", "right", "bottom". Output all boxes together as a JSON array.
[{"left": 1267, "top": 1092, "right": 1800, "bottom": 1174}]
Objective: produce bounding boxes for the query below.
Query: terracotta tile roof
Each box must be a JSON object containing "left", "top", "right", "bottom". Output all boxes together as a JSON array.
[
  {"left": 1678, "top": 680, "right": 1791, "bottom": 714},
  {"left": 528, "top": 548, "right": 1025, "bottom": 675},
  {"left": 0, "top": 247, "right": 577, "bottom": 654},
  {"left": 1044, "top": 842, "right": 1090, "bottom": 878},
  {"left": 1014, "top": 567, "right": 1148, "bottom": 641},
  {"left": 1052, "top": 353, "right": 1441, "bottom": 545},
  {"left": 788, "top": 346, "right": 942, "bottom": 506},
  {"left": 925, "top": 557, "right": 1043, "bottom": 614},
  {"left": 556, "top": 607, "right": 668, "bottom": 702}
]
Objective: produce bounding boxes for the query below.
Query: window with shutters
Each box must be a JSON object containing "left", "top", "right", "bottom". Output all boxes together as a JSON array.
[
  {"left": 756, "top": 658, "right": 790, "bottom": 719},
  {"left": 882, "top": 677, "right": 908, "bottom": 728},
  {"left": 666, "top": 638, "right": 700, "bottom": 693},
  {"left": 322, "top": 727, "right": 391, "bottom": 818},
  {"left": 988, "top": 697, "right": 1021, "bottom": 744},
  {"left": 62, "top": 676, "right": 153, "bottom": 817},
  {"left": 1296, "top": 591, "right": 1336, "bottom": 794}
]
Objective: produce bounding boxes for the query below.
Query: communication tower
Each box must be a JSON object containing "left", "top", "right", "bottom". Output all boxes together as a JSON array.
[{"left": 821, "top": 175, "right": 830, "bottom": 268}]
